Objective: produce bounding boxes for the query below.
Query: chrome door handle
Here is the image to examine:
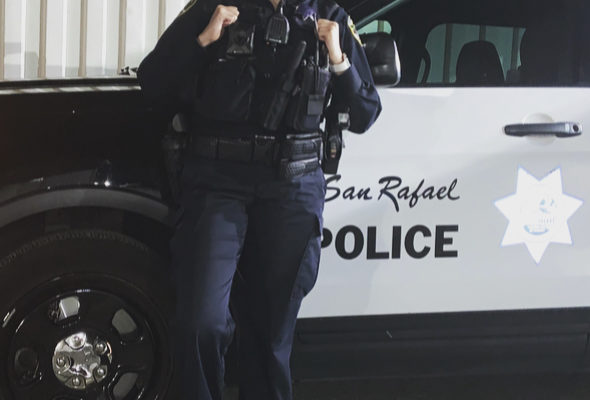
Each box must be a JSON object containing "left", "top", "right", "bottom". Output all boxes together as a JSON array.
[{"left": 504, "top": 122, "right": 582, "bottom": 138}]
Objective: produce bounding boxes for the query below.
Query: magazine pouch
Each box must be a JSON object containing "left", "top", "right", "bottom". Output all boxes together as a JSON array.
[{"left": 284, "top": 62, "right": 331, "bottom": 132}]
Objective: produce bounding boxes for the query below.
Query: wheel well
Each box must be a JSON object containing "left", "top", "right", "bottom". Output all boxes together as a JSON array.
[{"left": 0, "top": 207, "right": 173, "bottom": 263}]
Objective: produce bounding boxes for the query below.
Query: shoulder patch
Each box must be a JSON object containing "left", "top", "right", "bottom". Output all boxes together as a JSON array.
[
  {"left": 178, "top": 0, "right": 199, "bottom": 17},
  {"left": 347, "top": 15, "right": 363, "bottom": 45}
]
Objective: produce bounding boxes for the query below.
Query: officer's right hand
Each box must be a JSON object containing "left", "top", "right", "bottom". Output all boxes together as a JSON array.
[{"left": 197, "top": 5, "right": 239, "bottom": 47}]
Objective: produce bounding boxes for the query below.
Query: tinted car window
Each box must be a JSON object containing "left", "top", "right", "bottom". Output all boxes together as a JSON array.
[
  {"left": 358, "top": 20, "right": 392, "bottom": 35},
  {"left": 372, "top": 0, "right": 589, "bottom": 87},
  {"left": 419, "top": 23, "right": 525, "bottom": 85}
]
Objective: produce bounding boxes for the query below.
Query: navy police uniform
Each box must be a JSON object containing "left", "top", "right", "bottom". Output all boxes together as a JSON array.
[{"left": 137, "top": 0, "right": 381, "bottom": 399}]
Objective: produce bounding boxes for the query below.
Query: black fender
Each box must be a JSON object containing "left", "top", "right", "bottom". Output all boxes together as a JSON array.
[{"left": 0, "top": 186, "right": 173, "bottom": 229}]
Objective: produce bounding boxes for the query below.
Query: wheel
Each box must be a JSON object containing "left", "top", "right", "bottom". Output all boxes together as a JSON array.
[{"left": 0, "top": 229, "right": 174, "bottom": 400}]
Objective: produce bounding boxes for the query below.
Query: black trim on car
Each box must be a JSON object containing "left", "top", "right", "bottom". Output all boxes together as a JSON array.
[{"left": 292, "top": 308, "right": 590, "bottom": 380}]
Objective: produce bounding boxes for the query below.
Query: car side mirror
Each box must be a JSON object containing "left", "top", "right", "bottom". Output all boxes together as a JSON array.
[{"left": 361, "top": 32, "right": 401, "bottom": 87}]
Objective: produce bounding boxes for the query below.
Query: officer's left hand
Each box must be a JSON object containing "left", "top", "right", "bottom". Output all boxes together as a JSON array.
[{"left": 317, "top": 19, "right": 343, "bottom": 65}]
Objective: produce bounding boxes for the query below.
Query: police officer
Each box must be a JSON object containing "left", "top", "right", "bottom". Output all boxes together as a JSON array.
[{"left": 137, "top": 0, "right": 381, "bottom": 399}]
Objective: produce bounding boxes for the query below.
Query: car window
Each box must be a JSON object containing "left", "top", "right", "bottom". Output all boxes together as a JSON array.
[
  {"left": 358, "top": 20, "right": 392, "bottom": 35},
  {"left": 419, "top": 23, "right": 525, "bottom": 85},
  {"left": 366, "top": 0, "right": 588, "bottom": 88}
]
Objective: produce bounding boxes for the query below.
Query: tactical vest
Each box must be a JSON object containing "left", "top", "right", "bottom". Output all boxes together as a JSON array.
[{"left": 194, "top": 0, "right": 337, "bottom": 134}]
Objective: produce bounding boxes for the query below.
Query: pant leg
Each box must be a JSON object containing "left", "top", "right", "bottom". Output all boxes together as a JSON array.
[
  {"left": 233, "top": 167, "right": 326, "bottom": 400},
  {"left": 169, "top": 157, "right": 251, "bottom": 400},
  {"left": 231, "top": 228, "right": 270, "bottom": 399}
]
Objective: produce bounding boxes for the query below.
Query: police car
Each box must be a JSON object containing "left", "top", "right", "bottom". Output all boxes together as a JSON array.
[
  {"left": 0, "top": 0, "right": 588, "bottom": 398},
  {"left": 292, "top": 0, "right": 590, "bottom": 380}
]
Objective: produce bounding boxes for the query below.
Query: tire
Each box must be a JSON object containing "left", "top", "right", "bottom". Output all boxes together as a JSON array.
[{"left": 0, "top": 229, "right": 174, "bottom": 400}]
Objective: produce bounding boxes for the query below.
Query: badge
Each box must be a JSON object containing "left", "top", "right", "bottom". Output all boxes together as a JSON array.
[
  {"left": 178, "top": 0, "right": 198, "bottom": 17},
  {"left": 347, "top": 15, "right": 362, "bottom": 45},
  {"left": 495, "top": 167, "right": 583, "bottom": 264}
]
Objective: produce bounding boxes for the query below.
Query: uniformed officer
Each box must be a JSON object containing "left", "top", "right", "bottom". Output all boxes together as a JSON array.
[{"left": 137, "top": 0, "right": 381, "bottom": 399}]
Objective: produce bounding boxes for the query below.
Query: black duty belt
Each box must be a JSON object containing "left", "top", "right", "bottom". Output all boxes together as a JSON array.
[
  {"left": 187, "top": 133, "right": 322, "bottom": 166},
  {"left": 188, "top": 134, "right": 279, "bottom": 165}
]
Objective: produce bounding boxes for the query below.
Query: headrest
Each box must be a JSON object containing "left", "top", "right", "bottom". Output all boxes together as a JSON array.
[{"left": 456, "top": 40, "right": 504, "bottom": 85}]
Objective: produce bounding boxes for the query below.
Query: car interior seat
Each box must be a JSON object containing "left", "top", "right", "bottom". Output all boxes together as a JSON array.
[{"left": 455, "top": 40, "right": 505, "bottom": 85}]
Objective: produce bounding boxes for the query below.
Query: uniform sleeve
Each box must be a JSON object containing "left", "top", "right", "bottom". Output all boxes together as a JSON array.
[
  {"left": 136, "top": 0, "right": 217, "bottom": 114},
  {"left": 328, "top": 9, "right": 382, "bottom": 134}
]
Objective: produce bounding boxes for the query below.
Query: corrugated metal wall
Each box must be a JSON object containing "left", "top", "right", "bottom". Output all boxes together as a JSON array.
[{"left": 0, "top": 0, "right": 190, "bottom": 80}]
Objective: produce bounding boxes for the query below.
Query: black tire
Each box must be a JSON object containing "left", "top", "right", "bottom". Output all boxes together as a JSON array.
[{"left": 0, "top": 229, "right": 174, "bottom": 400}]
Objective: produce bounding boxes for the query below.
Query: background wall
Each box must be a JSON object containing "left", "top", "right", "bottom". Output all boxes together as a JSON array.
[{"left": 0, "top": 0, "right": 190, "bottom": 80}]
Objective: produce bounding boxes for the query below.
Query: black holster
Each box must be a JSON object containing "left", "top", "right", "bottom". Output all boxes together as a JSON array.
[
  {"left": 161, "top": 129, "right": 188, "bottom": 204},
  {"left": 322, "top": 111, "right": 347, "bottom": 174}
]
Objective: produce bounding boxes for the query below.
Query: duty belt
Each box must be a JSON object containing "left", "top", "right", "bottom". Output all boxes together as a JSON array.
[
  {"left": 188, "top": 134, "right": 279, "bottom": 165},
  {"left": 186, "top": 133, "right": 323, "bottom": 178}
]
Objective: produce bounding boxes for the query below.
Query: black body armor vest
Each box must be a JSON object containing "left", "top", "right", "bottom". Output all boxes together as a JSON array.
[{"left": 193, "top": 0, "right": 334, "bottom": 137}]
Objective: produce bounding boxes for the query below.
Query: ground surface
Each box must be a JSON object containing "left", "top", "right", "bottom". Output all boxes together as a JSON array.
[{"left": 223, "top": 373, "right": 590, "bottom": 399}]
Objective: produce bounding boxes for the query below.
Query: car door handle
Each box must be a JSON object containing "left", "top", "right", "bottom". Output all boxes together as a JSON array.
[{"left": 504, "top": 122, "right": 582, "bottom": 138}]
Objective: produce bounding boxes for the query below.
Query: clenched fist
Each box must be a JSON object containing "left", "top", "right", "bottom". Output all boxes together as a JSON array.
[
  {"left": 197, "top": 5, "right": 240, "bottom": 47},
  {"left": 317, "top": 19, "right": 343, "bottom": 65}
]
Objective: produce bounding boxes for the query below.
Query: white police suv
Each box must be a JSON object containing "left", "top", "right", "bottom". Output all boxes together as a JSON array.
[
  {"left": 292, "top": 0, "right": 590, "bottom": 379},
  {"left": 0, "top": 0, "right": 589, "bottom": 397}
]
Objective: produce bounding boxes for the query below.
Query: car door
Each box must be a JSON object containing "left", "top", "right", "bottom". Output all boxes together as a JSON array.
[{"left": 299, "top": 0, "right": 590, "bottom": 319}]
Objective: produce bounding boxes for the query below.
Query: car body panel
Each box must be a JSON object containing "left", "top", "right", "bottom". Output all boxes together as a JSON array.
[
  {"left": 0, "top": 80, "right": 174, "bottom": 231},
  {"left": 300, "top": 87, "right": 590, "bottom": 318}
]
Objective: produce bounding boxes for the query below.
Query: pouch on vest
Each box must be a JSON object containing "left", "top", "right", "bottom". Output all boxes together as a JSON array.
[
  {"left": 284, "top": 62, "right": 331, "bottom": 132},
  {"left": 199, "top": 57, "right": 256, "bottom": 122}
]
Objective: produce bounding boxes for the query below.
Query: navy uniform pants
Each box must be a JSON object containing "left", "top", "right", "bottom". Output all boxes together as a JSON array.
[{"left": 168, "top": 154, "right": 326, "bottom": 400}]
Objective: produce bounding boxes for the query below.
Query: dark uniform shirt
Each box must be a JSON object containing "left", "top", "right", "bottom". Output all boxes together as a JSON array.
[{"left": 137, "top": 0, "right": 382, "bottom": 137}]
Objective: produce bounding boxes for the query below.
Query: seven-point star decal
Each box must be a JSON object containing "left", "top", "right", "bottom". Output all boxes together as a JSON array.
[{"left": 495, "top": 167, "right": 583, "bottom": 264}]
